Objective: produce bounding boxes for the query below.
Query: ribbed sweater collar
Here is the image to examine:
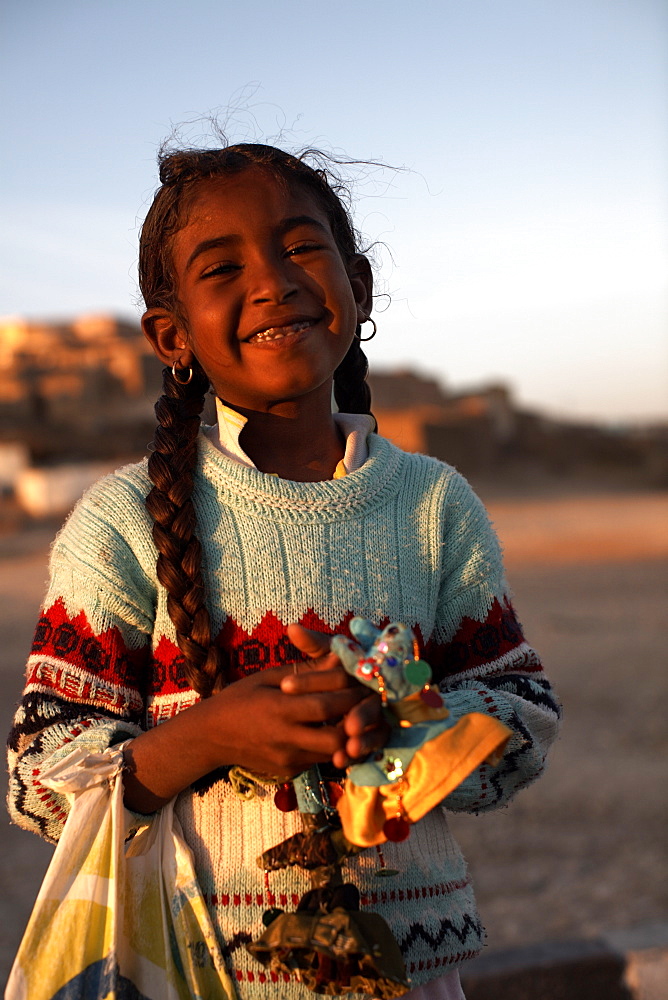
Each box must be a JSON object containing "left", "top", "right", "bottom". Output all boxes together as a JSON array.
[{"left": 195, "top": 431, "right": 406, "bottom": 523}]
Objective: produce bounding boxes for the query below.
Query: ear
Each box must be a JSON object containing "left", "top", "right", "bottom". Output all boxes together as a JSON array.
[
  {"left": 141, "top": 308, "right": 193, "bottom": 367},
  {"left": 348, "top": 254, "right": 374, "bottom": 324}
]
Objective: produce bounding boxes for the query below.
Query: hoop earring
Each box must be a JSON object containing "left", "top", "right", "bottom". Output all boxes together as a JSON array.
[
  {"left": 355, "top": 317, "right": 377, "bottom": 342},
  {"left": 171, "top": 361, "right": 193, "bottom": 385}
]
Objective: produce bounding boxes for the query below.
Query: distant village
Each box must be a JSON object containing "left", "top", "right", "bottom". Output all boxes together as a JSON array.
[{"left": 1, "top": 314, "right": 666, "bottom": 523}]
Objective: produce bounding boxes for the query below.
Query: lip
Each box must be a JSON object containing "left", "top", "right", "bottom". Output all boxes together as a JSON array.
[{"left": 244, "top": 314, "right": 321, "bottom": 343}]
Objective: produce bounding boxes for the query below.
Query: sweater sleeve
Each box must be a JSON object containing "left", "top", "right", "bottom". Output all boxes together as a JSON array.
[
  {"left": 426, "top": 474, "right": 561, "bottom": 814},
  {"left": 6, "top": 472, "right": 156, "bottom": 843}
]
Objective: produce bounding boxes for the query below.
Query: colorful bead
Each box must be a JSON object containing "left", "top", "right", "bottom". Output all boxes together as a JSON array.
[
  {"left": 262, "top": 907, "right": 284, "bottom": 927},
  {"left": 273, "top": 783, "right": 298, "bottom": 812},
  {"left": 420, "top": 687, "right": 444, "bottom": 708},
  {"left": 383, "top": 816, "right": 411, "bottom": 842},
  {"left": 325, "top": 781, "right": 343, "bottom": 805}
]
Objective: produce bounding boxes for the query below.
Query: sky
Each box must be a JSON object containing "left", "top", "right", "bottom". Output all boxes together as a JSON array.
[{"left": 1, "top": 0, "right": 666, "bottom": 424}]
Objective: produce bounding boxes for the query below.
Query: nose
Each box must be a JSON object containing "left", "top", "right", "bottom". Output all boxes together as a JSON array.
[{"left": 249, "top": 252, "right": 299, "bottom": 304}]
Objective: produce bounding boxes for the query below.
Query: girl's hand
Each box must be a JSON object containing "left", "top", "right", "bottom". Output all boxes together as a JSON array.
[
  {"left": 201, "top": 656, "right": 367, "bottom": 779},
  {"left": 123, "top": 653, "right": 371, "bottom": 813},
  {"left": 122, "top": 625, "right": 389, "bottom": 813},
  {"left": 281, "top": 624, "right": 391, "bottom": 770}
]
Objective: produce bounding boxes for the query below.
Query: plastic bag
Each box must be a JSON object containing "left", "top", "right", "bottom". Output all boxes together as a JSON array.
[{"left": 5, "top": 743, "right": 234, "bottom": 1000}]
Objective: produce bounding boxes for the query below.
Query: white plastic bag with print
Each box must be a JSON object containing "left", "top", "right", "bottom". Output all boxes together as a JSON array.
[{"left": 6, "top": 742, "right": 233, "bottom": 1000}]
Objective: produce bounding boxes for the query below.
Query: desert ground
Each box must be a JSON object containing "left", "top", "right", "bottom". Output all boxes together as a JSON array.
[{"left": 1, "top": 490, "right": 667, "bottom": 986}]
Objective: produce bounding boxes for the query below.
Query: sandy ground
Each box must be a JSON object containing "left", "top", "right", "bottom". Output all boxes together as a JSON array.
[{"left": 1, "top": 492, "right": 667, "bottom": 985}]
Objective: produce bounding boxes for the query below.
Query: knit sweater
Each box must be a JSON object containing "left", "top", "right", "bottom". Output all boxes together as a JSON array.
[{"left": 7, "top": 432, "right": 560, "bottom": 998}]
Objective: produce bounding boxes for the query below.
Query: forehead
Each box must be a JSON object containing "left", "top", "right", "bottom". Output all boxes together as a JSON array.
[{"left": 177, "top": 167, "right": 331, "bottom": 238}]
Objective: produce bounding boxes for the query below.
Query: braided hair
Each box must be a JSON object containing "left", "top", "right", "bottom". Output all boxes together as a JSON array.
[{"left": 139, "top": 144, "right": 375, "bottom": 697}]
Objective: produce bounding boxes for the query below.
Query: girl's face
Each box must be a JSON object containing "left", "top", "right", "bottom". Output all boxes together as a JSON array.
[{"left": 143, "top": 167, "right": 372, "bottom": 413}]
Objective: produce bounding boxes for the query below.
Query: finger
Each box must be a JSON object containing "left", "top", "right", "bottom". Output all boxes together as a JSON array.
[
  {"left": 332, "top": 726, "right": 388, "bottom": 769},
  {"left": 256, "top": 658, "right": 340, "bottom": 690},
  {"left": 286, "top": 623, "right": 333, "bottom": 659},
  {"left": 332, "top": 694, "right": 391, "bottom": 768},
  {"left": 293, "top": 721, "right": 347, "bottom": 757},
  {"left": 267, "top": 728, "right": 348, "bottom": 778},
  {"left": 286, "top": 685, "right": 368, "bottom": 723},
  {"left": 281, "top": 663, "right": 350, "bottom": 695},
  {"left": 343, "top": 693, "right": 384, "bottom": 737},
  {"left": 346, "top": 726, "right": 387, "bottom": 761}
]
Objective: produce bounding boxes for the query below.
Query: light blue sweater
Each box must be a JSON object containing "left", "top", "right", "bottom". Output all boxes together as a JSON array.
[{"left": 8, "top": 433, "right": 560, "bottom": 997}]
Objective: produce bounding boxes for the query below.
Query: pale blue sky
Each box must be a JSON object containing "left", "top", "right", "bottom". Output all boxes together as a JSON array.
[{"left": 1, "top": 0, "right": 666, "bottom": 423}]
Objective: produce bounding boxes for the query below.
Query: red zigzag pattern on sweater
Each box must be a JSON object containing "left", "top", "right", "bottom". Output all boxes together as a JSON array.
[{"left": 26, "top": 596, "right": 540, "bottom": 712}]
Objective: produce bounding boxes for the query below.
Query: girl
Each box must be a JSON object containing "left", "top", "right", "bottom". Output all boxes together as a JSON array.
[{"left": 7, "top": 144, "right": 561, "bottom": 999}]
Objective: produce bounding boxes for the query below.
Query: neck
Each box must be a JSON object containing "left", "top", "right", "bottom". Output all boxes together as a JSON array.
[{"left": 229, "top": 392, "right": 345, "bottom": 482}]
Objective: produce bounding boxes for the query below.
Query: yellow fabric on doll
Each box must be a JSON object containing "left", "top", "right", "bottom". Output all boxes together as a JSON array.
[
  {"left": 338, "top": 712, "right": 511, "bottom": 847},
  {"left": 332, "top": 619, "right": 512, "bottom": 848}
]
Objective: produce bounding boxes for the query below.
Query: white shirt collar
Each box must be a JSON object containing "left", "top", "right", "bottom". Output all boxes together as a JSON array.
[{"left": 205, "top": 398, "right": 374, "bottom": 476}]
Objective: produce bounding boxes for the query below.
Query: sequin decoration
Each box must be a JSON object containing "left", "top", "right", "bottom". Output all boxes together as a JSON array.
[
  {"left": 356, "top": 657, "right": 376, "bottom": 679},
  {"left": 374, "top": 844, "right": 400, "bottom": 878},
  {"left": 384, "top": 757, "right": 405, "bottom": 781},
  {"left": 404, "top": 659, "right": 432, "bottom": 687}
]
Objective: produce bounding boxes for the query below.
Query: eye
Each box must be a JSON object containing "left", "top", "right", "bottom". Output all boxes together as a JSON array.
[
  {"left": 285, "top": 241, "right": 325, "bottom": 257},
  {"left": 201, "top": 261, "right": 240, "bottom": 278}
]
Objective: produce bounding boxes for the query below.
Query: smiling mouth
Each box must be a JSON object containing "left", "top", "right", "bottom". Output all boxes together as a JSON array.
[{"left": 247, "top": 320, "right": 314, "bottom": 343}]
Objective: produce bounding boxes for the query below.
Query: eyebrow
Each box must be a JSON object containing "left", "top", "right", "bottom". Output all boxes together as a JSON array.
[
  {"left": 280, "top": 215, "right": 331, "bottom": 237},
  {"left": 184, "top": 215, "right": 331, "bottom": 272}
]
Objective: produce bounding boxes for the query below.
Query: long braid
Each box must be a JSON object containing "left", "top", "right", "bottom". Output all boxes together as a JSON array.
[
  {"left": 334, "top": 335, "right": 376, "bottom": 424},
  {"left": 146, "top": 365, "right": 222, "bottom": 698}
]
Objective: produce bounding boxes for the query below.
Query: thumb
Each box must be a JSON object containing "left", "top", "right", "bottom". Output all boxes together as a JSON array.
[{"left": 286, "top": 623, "right": 333, "bottom": 660}]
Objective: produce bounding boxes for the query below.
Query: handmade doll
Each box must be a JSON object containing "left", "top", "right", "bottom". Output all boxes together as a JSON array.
[{"left": 247, "top": 620, "right": 511, "bottom": 996}]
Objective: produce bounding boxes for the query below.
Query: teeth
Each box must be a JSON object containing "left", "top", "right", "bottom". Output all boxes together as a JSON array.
[{"left": 249, "top": 320, "right": 311, "bottom": 343}]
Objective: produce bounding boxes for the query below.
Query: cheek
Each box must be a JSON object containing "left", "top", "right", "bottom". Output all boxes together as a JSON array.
[
  {"left": 332, "top": 284, "right": 361, "bottom": 333},
  {"left": 310, "top": 262, "right": 358, "bottom": 318}
]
